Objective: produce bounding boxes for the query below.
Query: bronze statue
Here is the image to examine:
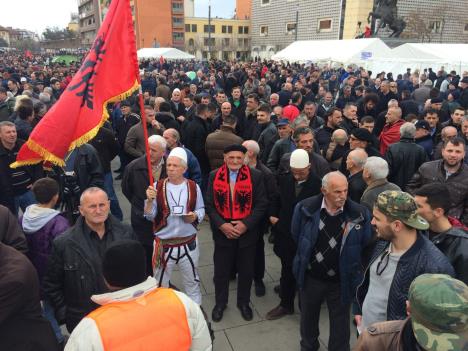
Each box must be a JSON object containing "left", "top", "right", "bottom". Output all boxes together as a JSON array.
[{"left": 368, "top": 0, "right": 406, "bottom": 38}]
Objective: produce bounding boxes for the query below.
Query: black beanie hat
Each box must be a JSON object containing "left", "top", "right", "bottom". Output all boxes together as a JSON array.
[{"left": 102, "top": 240, "right": 147, "bottom": 288}]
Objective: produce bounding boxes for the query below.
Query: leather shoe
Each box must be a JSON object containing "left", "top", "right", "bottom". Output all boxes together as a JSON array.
[
  {"left": 255, "top": 279, "right": 266, "bottom": 297},
  {"left": 211, "top": 305, "right": 225, "bottom": 322},
  {"left": 237, "top": 304, "right": 253, "bottom": 321},
  {"left": 265, "top": 305, "right": 294, "bottom": 320},
  {"left": 274, "top": 284, "right": 280, "bottom": 294}
]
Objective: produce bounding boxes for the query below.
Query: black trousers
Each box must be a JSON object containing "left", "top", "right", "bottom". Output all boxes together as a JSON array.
[
  {"left": 279, "top": 252, "right": 296, "bottom": 311},
  {"left": 214, "top": 241, "right": 256, "bottom": 307},
  {"left": 254, "top": 231, "right": 265, "bottom": 281},
  {"left": 142, "top": 243, "right": 154, "bottom": 277},
  {"left": 299, "top": 274, "right": 350, "bottom": 351}
]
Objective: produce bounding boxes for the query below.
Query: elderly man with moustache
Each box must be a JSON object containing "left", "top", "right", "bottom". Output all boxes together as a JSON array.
[
  {"left": 266, "top": 149, "right": 322, "bottom": 320},
  {"left": 292, "top": 171, "right": 372, "bottom": 351},
  {"left": 144, "top": 147, "right": 205, "bottom": 305},
  {"left": 206, "top": 144, "right": 268, "bottom": 322},
  {"left": 122, "top": 135, "right": 168, "bottom": 276}
]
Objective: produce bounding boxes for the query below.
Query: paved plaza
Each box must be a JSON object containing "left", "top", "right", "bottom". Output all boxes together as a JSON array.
[{"left": 113, "top": 169, "right": 357, "bottom": 351}]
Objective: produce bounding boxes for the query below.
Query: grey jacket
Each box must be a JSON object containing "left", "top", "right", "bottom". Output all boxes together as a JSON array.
[{"left": 360, "top": 179, "right": 401, "bottom": 212}]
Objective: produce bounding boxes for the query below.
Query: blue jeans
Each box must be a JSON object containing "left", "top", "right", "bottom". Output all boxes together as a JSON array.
[
  {"left": 42, "top": 300, "right": 64, "bottom": 343},
  {"left": 14, "top": 190, "right": 36, "bottom": 216},
  {"left": 103, "top": 172, "right": 123, "bottom": 220}
]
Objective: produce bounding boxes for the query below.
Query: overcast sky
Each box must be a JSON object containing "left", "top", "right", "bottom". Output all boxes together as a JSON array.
[
  {"left": 195, "top": 0, "right": 235, "bottom": 18},
  {"left": 0, "top": 0, "right": 235, "bottom": 35}
]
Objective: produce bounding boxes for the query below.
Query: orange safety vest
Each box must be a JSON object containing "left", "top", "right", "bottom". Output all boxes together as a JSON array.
[{"left": 87, "top": 287, "right": 192, "bottom": 351}]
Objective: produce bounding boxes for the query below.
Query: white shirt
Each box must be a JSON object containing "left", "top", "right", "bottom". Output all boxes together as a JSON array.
[{"left": 144, "top": 180, "right": 205, "bottom": 239}]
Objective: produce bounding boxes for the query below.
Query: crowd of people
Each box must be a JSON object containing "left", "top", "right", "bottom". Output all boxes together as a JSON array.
[{"left": 1, "top": 51, "right": 467, "bottom": 351}]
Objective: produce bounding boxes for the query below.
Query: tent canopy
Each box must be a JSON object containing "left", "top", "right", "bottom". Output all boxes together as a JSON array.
[
  {"left": 367, "top": 43, "right": 468, "bottom": 75},
  {"left": 271, "top": 38, "right": 393, "bottom": 63},
  {"left": 137, "top": 47, "right": 195, "bottom": 60}
]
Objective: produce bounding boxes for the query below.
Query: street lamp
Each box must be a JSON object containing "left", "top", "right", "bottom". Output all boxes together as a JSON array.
[
  {"left": 208, "top": 0, "right": 212, "bottom": 59},
  {"left": 295, "top": 1, "right": 299, "bottom": 41}
]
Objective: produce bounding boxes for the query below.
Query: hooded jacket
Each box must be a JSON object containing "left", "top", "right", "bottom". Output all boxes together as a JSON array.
[{"left": 20, "top": 205, "right": 70, "bottom": 293}]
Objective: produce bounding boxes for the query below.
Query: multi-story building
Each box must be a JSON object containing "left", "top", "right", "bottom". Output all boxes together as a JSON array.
[
  {"left": 235, "top": 0, "right": 252, "bottom": 20},
  {"left": 252, "top": 0, "right": 468, "bottom": 59},
  {"left": 184, "top": 17, "right": 251, "bottom": 60},
  {"left": 251, "top": 0, "right": 344, "bottom": 58},
  {"left": 0, "top": 26, "right": 11, "bottom": 46},
  {"left": 78, "top": 0, "right": 185, "bottom": 49},
  {"left": 78, "top": 0, "right": 99, "bottom": 46},
  {"left": 134, "top": 0, "right": 185, "bottom": 49},
  {"left": 184, "top": 0, "right": 194, "bottom": 17}
]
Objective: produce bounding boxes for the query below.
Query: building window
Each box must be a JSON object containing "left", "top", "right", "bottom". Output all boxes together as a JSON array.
[
  {"left": 222, "top": 25, "right": 227, "bottom": 33},
  {"left": 238, "top": 38, "right": 243, "bottom": 47},
  {"left": 173, "top": 32, "right": 184, "bottom": 42},
  {"left": 244, "top": 26, "right": 249, "bottom": 34},
  {"left": 228, "top": 25, "right": 233, "bottom": 33},
  {"left": 172, "top": 2, "right": 183, "bottom": 11},
  {"left": 465, "top": 23, "right": 468, "bottom": 32},
  {"left": 260, "top": 25, "right": 269, "bottom": 36},
  {"left": 188, "top": 38, "right": 195, "bottom": 47},
  {"left": 204, "top": 37, "right": 215, "bottom": 46},
  {"left": 223, "top": 38, "right": 230, "bottom": 46},
  {"left": 429, "top": 21, "right": 441, "bottom": 33},
  {"left": 317, "top": 19, "right": 332, "bottom": 32},
  {"left": 192, "top": 24, "right": 197, "bottom": 32},
  {"left": 185, "top": 24, "right": 191, "bottom": 32},
  {"left": 286, "top": 23, "right": 296, "bottom": 35},
  {"left": 173, "top": 17, "right": 184, "bottom": 25},
  {"left": 261, "top": 0, "right": 270, "bottom": 5},
  {"left": 204, "top": 24, "right": 215, "bottom": 33},
  {"left": 238, "top": 26, "right": 244, "bottom": 34}
]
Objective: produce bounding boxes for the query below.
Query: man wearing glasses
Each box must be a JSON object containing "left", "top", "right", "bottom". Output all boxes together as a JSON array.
[{"left": 355, "top": 191, "right": 455, "bottom": 332}]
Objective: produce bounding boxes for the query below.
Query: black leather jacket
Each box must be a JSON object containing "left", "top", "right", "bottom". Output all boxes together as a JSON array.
[
  {"left": 43, "top": 215, "right": 136, "bottom": 331},
  {"left": 431, "top": 227, "right": 468, "bottom": 284}
]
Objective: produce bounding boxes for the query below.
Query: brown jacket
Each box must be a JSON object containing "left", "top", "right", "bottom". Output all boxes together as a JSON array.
[
  {"left": 205, "top": 125, "right": 243, "bottom": 170},
  {"left": 124, "top": 122, "right": 162, "bottom": 158},
  {"left": 354, "top": 319, "right": 408, "bottom": 351},
  {"left": 0, "top": 205, "right": 28, "bottom": 253},
  {"left": 156, "top": 84, "right": 171, "bottom": 101}
]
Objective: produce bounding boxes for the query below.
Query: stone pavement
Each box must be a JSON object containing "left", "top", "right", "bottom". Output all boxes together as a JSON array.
[{"left": 114, "top": 175, "right": 357, "bottom": 351}]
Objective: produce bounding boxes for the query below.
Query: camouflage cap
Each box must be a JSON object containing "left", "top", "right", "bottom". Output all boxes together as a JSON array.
[
  {"left": 375, "top": 190, "right": 429, "bottom": 230},
  {"left": 409, "top": 274, "right": 468, "bottom": 351}
]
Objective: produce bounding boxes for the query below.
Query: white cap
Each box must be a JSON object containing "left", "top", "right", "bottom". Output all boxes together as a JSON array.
[
  {"left": 290, "top": 149, "right": 310, "bottom": 169},
  {"left": 168, "top": 147, "right": 187, "bottom": 164},
  {"left": 20, "top": 77, "right": 27, "bottom": 82}
]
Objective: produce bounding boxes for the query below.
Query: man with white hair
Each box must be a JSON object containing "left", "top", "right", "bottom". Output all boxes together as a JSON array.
[
  {"left": 385, "top": 122, "right": 427, "bottom": 189},
  {"left": 122, "top": 135, "right": 168, "bottom": 276},
  {"left": 291, "top": 171, "right": 372, "bottom": 351},
  {"left": 346, "top": 148, "right": 368, "bottom": 202},
  {"left": 144, "top": 147, "right": 205, "bottom": 304},
  {"left": 361, "top": 157, "right": 400, "bottom": 211}
]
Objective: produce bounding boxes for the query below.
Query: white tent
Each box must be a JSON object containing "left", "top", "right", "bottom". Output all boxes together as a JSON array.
[
  {"left": 271, "top": 38, "right": 393, "bottom": 64},
  {"left": 137, "top": 47, "right": 195, "bottom": 60},
  {"left": 387, "top": 43, "right": 468, "bottom": 73}
]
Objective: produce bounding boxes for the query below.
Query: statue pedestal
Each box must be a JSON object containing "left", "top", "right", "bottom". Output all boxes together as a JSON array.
[{"left": 380, "top": 37, "right": 419, "bottom": 48}]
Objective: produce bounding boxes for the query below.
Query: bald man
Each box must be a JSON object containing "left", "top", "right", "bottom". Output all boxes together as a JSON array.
[
  {"left": 291, "top": 171, "right": 372, "bottom": 351},
  {"left": 44, "top": 187, "right": 136, "bottom": 332}
]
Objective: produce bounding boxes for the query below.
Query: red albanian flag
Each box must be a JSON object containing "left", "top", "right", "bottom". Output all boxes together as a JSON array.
[{"left": 12, "top": 0, "right": 139, "bottom": 168}]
